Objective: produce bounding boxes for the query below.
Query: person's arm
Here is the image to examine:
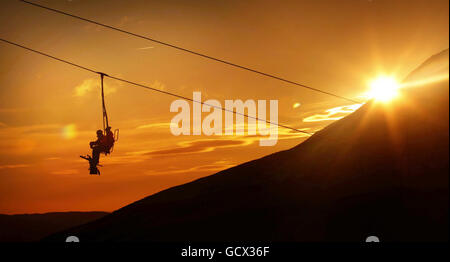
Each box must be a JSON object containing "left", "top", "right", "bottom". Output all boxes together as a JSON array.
[{"left": 90, "top": 139, "right": 100, "bottom": 148}]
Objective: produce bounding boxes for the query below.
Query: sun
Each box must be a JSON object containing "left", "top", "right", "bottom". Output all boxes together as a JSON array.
[
  {"left": 367, "top": 76, "right": 400, "bottom": 102},
  {"left": 62, "top": 124, "right": 77, "bottom": 140}
]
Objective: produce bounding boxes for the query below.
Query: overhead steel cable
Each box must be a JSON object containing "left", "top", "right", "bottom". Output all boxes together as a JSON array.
[
  {"left": 19, "top": 0, "right": 361, "bottom": 104},
  {"left": 0, "top": 38, "right": 312, "bottom": 135}
]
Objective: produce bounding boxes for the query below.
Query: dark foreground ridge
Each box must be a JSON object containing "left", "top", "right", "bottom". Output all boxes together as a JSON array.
[
  {"left": 0, "top": 212, "right": 108, "bottom": 242},
  {"left": 46, "top": 50, "right": 449, "bottom": 242}
]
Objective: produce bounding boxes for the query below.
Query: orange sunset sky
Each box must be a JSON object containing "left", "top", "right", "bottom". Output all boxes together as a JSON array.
[{"left": 0, "top": 0, "right": 448, "bottom": 214}]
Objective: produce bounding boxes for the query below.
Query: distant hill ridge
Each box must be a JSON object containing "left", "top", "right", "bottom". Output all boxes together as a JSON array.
[{"left": 0, "top": 212, "right": 108, "bottom": 242}]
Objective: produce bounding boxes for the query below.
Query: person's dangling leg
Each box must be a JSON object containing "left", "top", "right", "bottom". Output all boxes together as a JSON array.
[{"left": 92, "top": 146, "right": 101, "bottom": 166}]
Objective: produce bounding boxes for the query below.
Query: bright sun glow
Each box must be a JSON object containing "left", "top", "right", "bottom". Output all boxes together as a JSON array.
[
  {"left": 367, "top": 76, "right": 400, "bottom": 102},
  {"left": 62, "top": 124, "right": 77, "bottom": 140}
]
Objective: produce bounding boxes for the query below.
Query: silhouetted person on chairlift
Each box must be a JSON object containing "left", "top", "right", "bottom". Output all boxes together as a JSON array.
[
  {"left": 81, "top": 127, "right": 115, "bottom": 174},
  {"left": 91, "top": 127, "right": 115, "bottom": 164}
]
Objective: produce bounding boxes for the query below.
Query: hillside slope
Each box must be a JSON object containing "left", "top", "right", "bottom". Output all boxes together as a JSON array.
[{"left": 46, "top": 49, "right": 449, "bottom": 242}]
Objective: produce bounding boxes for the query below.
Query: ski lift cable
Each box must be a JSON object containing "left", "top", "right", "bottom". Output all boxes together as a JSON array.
[
  {"left": 0, "top": 38, "right": 313, "bottom": 135},
  {"left": 18, "top": 0, "right": 361, "bottom": 104}
]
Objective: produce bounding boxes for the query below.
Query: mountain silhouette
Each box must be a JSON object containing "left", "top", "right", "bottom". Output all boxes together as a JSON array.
[
  {"left": 0, "top": 212, "right": 108, "bottom": 242},
  {"left": 46, "top": 49, "right": 448, "bottom": 242}
]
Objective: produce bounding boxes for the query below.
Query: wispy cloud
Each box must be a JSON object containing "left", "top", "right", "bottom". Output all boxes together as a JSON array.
[
  {"left": 149, "top": 80, "right": 166, "bottom": 91},
  {"left": 117, "top": 15, "right": 145, "bottom": 27},
  {"left": 101, "top": 154, "right": 147, "bottom": 165},
  {"left": 74, "top": 78, "right": 118, "bottom": 97},
  {"left": 51, "top": 169, "right": 79, "bottom": 175},
  {"left": 74, "top": 79, "right": 97, "bottom": 97},
  {"left": 21, "top": 124, "right": 62, "bottom": 135},
  {"left": 118, "top": 15, "right": 130, "bottom": 27},
  {"left": 0, "top": 123, "right": 89, "bottom": 143},
  {"left": 136, "top": 122, "right": 173, "bottom": 129},
  {"left": 144, "top": 139, "right": 250, "bottom": 156},
  {"left": 45, "top": 157, "right": 62, "bottom": 160},
  {"left": 303, "top": 104, "right": 363, "bottom": 123},
  {"left": 0, "top": 164, "right": 29, "bottom": 169},
  {"left": 145, "top": 161, "right": 235, "bottom": 176},
  {"left": 136, "top": 46, "right": 154, "bottom": 50}
]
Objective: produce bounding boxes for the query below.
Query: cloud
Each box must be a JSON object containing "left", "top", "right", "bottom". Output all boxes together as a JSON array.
[
  {"left": 137, "top": 46, "right": 154, "bottom": 50},
  {"left": 145, "top": 161, "right": 235, "bottom": 176},
  {"left": 0, "top": 164, "right": 29, "bottom": 169},
  {"left": 223, "top": 122, "right": 311, "bottom": 140},
  {"left": 45, "top": 157, "right": 61, "bottom": 160},
  {"left": 51, "top": 169, "right": 79, "bottom": 175},
  {"left": 74, "top": 78, "right": 118, "bottom": 97},
  {"left": 101, "top": 154, "right": 147, "bottom": 165},
  {"left": 21, "top": 124, "right": 61, "bottom": 135},
  {"left": 126, "top": 130, "right": 309, "bottom": 159},
  {"left": 117, "top": 15, "right": 145, "bottom": 27},
  {"left": 132, "top": 122, "right": 310, "bottom": 157},
  {"left": 118, "top": 16, "right": 130, "bottom": 27},
  {"left": 83, "top": 24, "right": 103, "bottom": 32},
  {"left": 136, "top": 122, "right": 173, "bottom": 130},
  {"left": 0, "top": 123, "right": 93, "bottom": 138},
  {"left": 149, "top": 80, "right": 166, "bottom": 91},
  {"left": 74, "top": 79, "right": 97, "bottom": 97},
  {"left": 143, "top": 139, "right": 250, "bottom": 156},
  {"left": 303, "top": 104, "right": 362, "bottom": 123}
]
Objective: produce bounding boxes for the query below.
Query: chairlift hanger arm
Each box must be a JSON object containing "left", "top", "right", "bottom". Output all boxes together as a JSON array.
[{"left": 99, "top": 72, "right": 109, "bottom": 132}]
